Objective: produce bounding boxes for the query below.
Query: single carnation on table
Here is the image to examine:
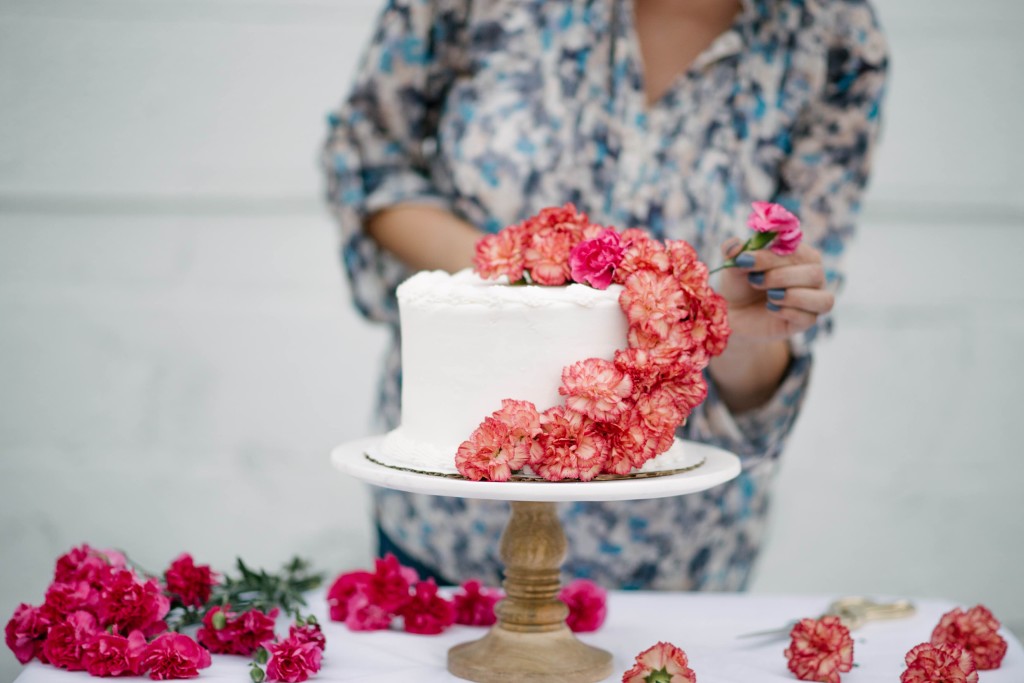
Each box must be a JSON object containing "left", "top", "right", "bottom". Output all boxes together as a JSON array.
[
  {"left": 901, "top": 642, "right": 978, "bottom": 683},
  {"left": 558, "top": 579, "right": 607, "bottom": 633},
  {"left": 783, "top": 616, "right": 854, "bottom": 683},
  {"left": 622, "top": 641, "right": 697, "bottom": 683},
  {"left": 930, "top": 604, "right": 1008, "bottom": 670}
]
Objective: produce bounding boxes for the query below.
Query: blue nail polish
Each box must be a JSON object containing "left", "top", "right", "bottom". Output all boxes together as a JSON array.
[
  {"left": 766, "top": 301, "right": 781, "bottom": 312},
  {"left": 767, "top": 288, "right": 785, "bottom": 300},
  {"left": 735, "top": 253, "right": 756, "bottom": 268},
  {"left": 747, "top": 272, "right": 765, "bottom": 286}
]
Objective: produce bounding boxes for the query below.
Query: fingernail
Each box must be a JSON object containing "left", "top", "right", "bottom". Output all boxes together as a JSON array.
[
  {"left": 735, "top": 253, "right": 756, "bottom": 268},
  {"left": 767, "top": 288, "right": 785, "bottom": 301},
  {"left": 747, "top": 272, "right": 765, "bottom": 286},
  {"left": 766, "top": 301, "right": 781, "bottom": 312}
]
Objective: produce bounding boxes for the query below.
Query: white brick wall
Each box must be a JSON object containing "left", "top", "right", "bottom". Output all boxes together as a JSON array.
[{"left": 2, "top": 1, "right": 1022, "bottom": 680}]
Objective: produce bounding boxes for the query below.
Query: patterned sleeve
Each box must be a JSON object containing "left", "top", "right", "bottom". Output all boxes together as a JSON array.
[
  {"left": 686, "top": 0, "right": 889, "bottom": 464},
  {"left": 321, "top": 0, "right": 471, "bottom": 324}
]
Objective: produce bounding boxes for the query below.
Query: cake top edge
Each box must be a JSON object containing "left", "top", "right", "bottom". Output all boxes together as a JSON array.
[{"left": 398, "top": 268, "right": 623, "bottom": 307}]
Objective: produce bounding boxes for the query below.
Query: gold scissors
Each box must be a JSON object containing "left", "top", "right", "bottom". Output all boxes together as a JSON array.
[{"left": 737, "top": 597, "right": 916, "bottom": 639}]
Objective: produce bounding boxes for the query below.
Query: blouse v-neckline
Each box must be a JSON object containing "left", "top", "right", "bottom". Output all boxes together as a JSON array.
[{"left": 615, "top": 0, "right": 754, "bottom": 117}]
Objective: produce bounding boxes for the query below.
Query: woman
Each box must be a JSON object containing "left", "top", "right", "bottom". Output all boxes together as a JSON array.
[{"left": 322, "top": 0, "right": 888, "bottom": 590}]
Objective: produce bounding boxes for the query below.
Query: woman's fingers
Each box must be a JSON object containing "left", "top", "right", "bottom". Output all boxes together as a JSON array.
[
  {"left": 764, "top": 287, "right": 835, "bottom": 315},
  {"left": 732, "top": 242, "right": 821, "bottom": 270},
  {"left": 746, "top": 263, "right": 826, "bottom": 290},
  {"left": 767, "top": 305, "right": 820, "bottom": 333}
]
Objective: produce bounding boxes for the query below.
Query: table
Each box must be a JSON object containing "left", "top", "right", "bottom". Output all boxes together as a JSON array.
[{"left": 13, "top": 591, "right": 1023, "bottom": 683}]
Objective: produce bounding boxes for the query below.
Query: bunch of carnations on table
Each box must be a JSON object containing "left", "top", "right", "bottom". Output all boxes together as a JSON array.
[
  {"left": 326, "top": 554, "right": 607, "bottom": 634},
  {"left": 4, "top": 544, "right": 325, "bottom": 682},
  {"left": 463, "top": 204, "right": 735, "bottom": 482}
]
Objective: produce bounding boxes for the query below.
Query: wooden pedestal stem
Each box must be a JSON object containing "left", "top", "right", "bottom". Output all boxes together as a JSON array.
[{"left": 447, "top": 501, "right": 614, "bottom": 683}]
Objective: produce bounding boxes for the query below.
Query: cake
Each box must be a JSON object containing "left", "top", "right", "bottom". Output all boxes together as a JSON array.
[{"left": 376, "top": 205, "right": 733, "bottom": 482}]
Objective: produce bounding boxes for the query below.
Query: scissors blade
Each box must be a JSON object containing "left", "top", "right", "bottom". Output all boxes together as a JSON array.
[{"left": 736, "top": 621, "right": 797, "bottom": 639}]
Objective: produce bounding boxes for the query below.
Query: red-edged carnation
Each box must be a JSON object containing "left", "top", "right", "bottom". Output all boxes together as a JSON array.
[
  {"left": 43, "top": 610, "right": 100, "bottom": 671},
  {"left": 747, "top": 201, "right": 802, "bottom": 255},
  {"left": 524, "top": 227, "right": 574, "bottom": 285},
  {"left": 456, "top": 416, "right": 524, "bottom": 482},
  {"left": 633, "top": 384, "right": 684, "bottom": 443},
  {"left": 616, "top": 230, "right": 670, "bottom": 282},
  {"left": 901, "top": 642, "right": 978, "bottom": 683},
  {"left": 5, "top": 603, "right": 54, "bottom": 664},
  {"left": 140, "top": 633, "right": 211, "bottom": 680},
  {"left": 98, "top": 569, "right": 170, "bottom": 636},
  {"left": 534, "top": 407, "right": 608, "bottom": 482},
  {"left": 930, "top": 605, "right": 1007, "bottom": 670},
  {"left": 570, "top": 228, "right": 625, "bottom": 289},
  {"left": 784, "top": 616, "right": 854, "bottom": 683},
  {"left": 265, "top": 637, "right": 324, "bottom": 682},
  {"left": 163, "top": 554, "right": 216, "bottom": 609},
  {"left": 560, "top": 358, "right": 633, "bottom": 422},
  {"left": 492, "top": 399, "right": 542, "bottom": 465},
  {"left": 325, "top": 570, "right": 372, "bottom": 622},
  {"left": 620, "top": 270, "right": 687, "bottom": 343},
  {"left": 597, "top": 418, "right": 656, "bottom": 475},
  {"left": 622, "top": 641, "right": 696, "bottom": 683},
  {"left": 399, "top": 579, "right": 456, "bottom": 635},
  {"left": 82, "top": 630, "right": 148, "bottom": 678},
  {"left": 475, "top": 226, "right": 526, "bottom": 282},
  {"left": 452, "top": 580, "right": 502, "bottom": 627},
  {"left": 559, "top": 579, "right": 606, "bottom": 633}
]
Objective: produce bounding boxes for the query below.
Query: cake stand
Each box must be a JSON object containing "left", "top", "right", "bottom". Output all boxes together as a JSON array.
[{"left": 332, "top": 437, "right": 741, "bottom": 683}]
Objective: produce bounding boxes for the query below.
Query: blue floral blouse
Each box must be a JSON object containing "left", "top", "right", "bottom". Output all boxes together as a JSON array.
[{"left": 322, "top": 0, "right": 888, "bottom": 590}]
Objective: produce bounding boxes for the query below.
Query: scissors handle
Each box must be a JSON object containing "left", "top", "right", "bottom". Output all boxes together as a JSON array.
[{"left": 825, "top": 597, "right": 916, "bottom": 630}]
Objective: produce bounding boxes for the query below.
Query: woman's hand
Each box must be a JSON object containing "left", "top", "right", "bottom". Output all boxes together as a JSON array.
[
  {"left": 716, "top": 238, "right": 833, "bottom": 342},
  {"left": 706, "top": 238, "right": 832, "bottom": 414}
]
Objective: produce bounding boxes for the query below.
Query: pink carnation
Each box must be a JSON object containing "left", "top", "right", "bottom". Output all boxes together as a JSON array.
[
  {"left": 265, "top": 637, "right": 324, "bottom": 683},
  {"left": 343, "top": 588, "right": 392, "bottom": 631},
  {"left": 4, "top": 603, "right": 53, "bottom": 664},
  {"left": 164, "top": 553, "right": 216, "bottom": 609},
  {"left": 82, "top": 630, "right": 148, "bottom": 678},
  {"left": 633, "top": 385, "right": 684, "bottom": 441},
  {"left": 902, "top": 642, "right": 978, "bottom": 683},
  {"left": 196, "top": 605, "right": 277, "bottom": 655},
  {"left": 622, "top": 642, "right": 696, "bottom": 683},
  {"left": 784, "top": 616, "right": 854, "bottom": 683},
  {"left": 930, "top": 605, "right": 1008, "bottom": 670},
  {"left": 559, "top": 358, "right": 633, "bottom": 422},
  {"left": 452, "top": 580, "right": 503, "bottom": 627},
  {"left": 53, "top": 545, "right": 125, "bottom": 586},
  {"left": 44, "top": 581, "right": 98, "bottom": 619},
  {"left": 569, "top": 228, "right": 625, "bottom": 289},
  {"left": 288, "top": 622, "right": 327, "bottom": 651},
  {"left": 474, "top": 226, "right": 525, "bottom": 282},
  {"left": 399, "top": 580, "right": 456, "bottom": 635},
  {"left": 98, "top": 569, "right": 170, "bottom": 637},
  {"left": 559, "top": 579, "right": 606, "bottom": 633},
  {"left": 369, "top": 553, "right": 419, "bottom": 614},
  {"left": 140, "top": 633, "right": 211, "bottom": 680},
  {"left": 43, "top": 610, "right": 100, "bottom": 671},
  {"left": 747, "top": 201, "right": 802, "bottom": 255},
  {"left": 325, "top": 570, "right": 372, "bottom": 623},
  {"left": 534, "top": 407, "right": 608, "bottom": 482}
]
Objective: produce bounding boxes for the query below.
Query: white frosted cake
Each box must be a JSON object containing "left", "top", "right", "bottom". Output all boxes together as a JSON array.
[
  {"left": 377, "top": 269, "right": 690, "bottom": 476},
  {"left": 372, "top": 204, "right": 732, "bottom": 480},
  {"left": 380, "top": 269, "right": 623, "bottom": 473}
]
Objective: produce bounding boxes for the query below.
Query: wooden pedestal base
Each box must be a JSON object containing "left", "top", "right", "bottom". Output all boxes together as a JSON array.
[{"left": 447, "top": 501, "right": 614, "bottom": 683}]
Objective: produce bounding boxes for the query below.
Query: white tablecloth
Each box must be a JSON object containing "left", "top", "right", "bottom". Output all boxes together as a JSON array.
[{"left": 14, "top": 592, "right": 1023, "bottom": 683}]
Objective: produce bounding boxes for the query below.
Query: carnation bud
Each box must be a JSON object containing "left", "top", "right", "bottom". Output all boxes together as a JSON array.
[
  {"left": 212, "top": 610, "right": 227, "bottom": 630},
  {"left": 249, "top": 664, "right": 265, "bottom": 683},
  {"left": 254, "top": 646, "right": 269, "bottom": 666}
]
